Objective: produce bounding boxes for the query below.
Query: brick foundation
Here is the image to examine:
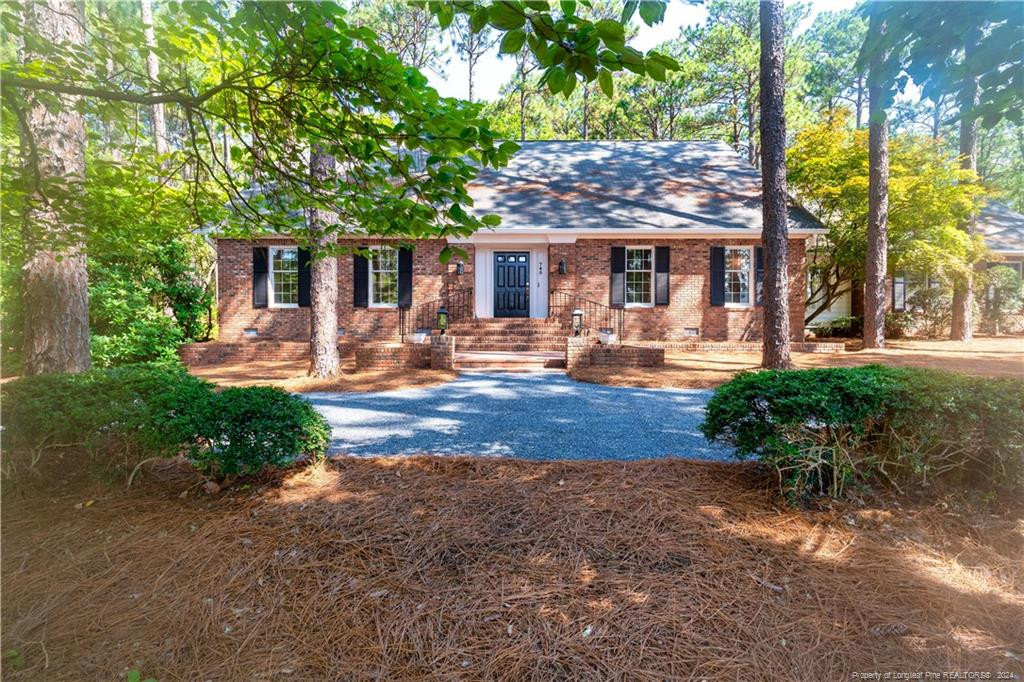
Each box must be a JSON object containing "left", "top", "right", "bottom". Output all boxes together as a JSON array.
[{"left": 355, "top": 343, "right": 430, "bottom": 371}]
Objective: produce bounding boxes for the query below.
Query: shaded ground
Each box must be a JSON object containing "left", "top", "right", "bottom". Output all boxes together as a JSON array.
[
  {"left": 190, "top": 357, "right": 457, "bottom": 393},
  {"left": 307, "top": 372, "right": 729, "bottom": 460},
  {"left": 2, "top": 457, "right": 1021, "bottom": 680},
  {"left": 574, "top": 336, "right": 1024, "bottom": 388}
]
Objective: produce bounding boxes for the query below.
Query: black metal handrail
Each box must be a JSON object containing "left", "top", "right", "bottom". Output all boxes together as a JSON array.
[
  {"left": 548, "top": 289, "right": 625, "bottom": 340},
  {"left": 400, "top": 286, "right": 474, "bottom": 340}
]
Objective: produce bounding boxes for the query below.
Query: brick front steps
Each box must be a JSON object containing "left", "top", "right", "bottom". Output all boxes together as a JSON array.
[
  {"left": 456, "top": 351, "right": 565, "bottom": 371},
  {"left": 449, "top": 319, "right": 571, "bottom": 354}
]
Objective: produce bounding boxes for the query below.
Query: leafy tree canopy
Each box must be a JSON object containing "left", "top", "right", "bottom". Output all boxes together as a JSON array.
[
  {"left": 856, "top": 0, "right": 1023, "bottom": 125},
  {"left": 1, "top": 0, "right": 519, "bottom": 256},
  {"left": 422, "top": 0, "right": 679, "bottom": 100},
  {"left": 789, "top": 110, "right": 989, "bottom": 322}
]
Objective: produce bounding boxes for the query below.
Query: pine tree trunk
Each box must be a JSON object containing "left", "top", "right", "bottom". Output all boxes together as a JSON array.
[
  {"left": 20, "top": 0, "right": 91, "bottom": 375},
  {"left": 863, "top": 8, "right": 889, "bottom": 350},
  {"left": 140, "top": 0, "right": 168, "bottom": 156},
  {"left": 950, "top": 37, "right": 979, "bottom": 341},
  {"left": 746, "top": 73, "right": 758, "bottom": 167},
  {"left": 758, "top": 0, "right": 792, "bottom": 370},
  {"left": 308, "top": 146, "right": 340, "bottom": 378}
]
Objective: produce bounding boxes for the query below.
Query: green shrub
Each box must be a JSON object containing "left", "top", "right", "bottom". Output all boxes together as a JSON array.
[
  {"left": 2, "top": 366, "right": 330, "bottom": 481},
  {"left": 189, "top": 387, "right": 329, "bottom": 477},
  {"left": 810, "top": 315, "right": 862, "bottom": 339},
  {"left": 1, "top": 364, "right": 211, "bottom": 478},
  {"left": 701, "top": 366, "right": 1024, "bottom": 505},
  {"left": 981, "top": 265, "right": 1024, "bottom": 334}
]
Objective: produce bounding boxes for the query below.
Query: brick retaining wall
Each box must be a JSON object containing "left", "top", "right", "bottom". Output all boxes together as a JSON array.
[
  {"left": 355, "top": 343, "right": 430, "bottom": 371},
  {"left": 566, "top": 337, "right": 665, "bottom": 370}
]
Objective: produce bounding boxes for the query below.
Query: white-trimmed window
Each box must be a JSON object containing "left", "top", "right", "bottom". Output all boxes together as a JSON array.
[
  {"left": 370, "top": 246, "right": 399, "bottom": 307},
  {"left": 269, "top": 247, "right": 299, "bottom": 307},
  {"left": 625, "top": 247, "right": 653, "bottom": 306},
  {"left": 724, "top": 247, "right": 752, "bottom": 306}
]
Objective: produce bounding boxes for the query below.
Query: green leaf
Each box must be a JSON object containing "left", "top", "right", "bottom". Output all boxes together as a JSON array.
[
  {"left": 621, "top": 0, "right": 639, "bottom": 23},
  {"left": 545, "top": 65, "right": 567, "bottom": 94},
  {"left": 562, "top": 73, "right": 577, "bottom": 96},
  {"left": 481, "top": 214, "right": 502, "bottom": 227},
  {"left": 598, "top": 70, "right": 614, "bottom": 97},
  {"left": 638, "top": 0, "right": 666, "bottom": 26},
  {"left": 595, "top": 19, "right": 625, "bottom": 44},
  {"left": 470, "top": 7, "right": 488, "bottom": 32},
  {"left": 560, "top": 1, "right": 577, "bottom": 16},
  {"left": 646, "top": 59, "right": 666, "bottom": 81},
  {"left": 488, "top": 1, "right": 526, "bottom": 30},
  {"left": 499, "top": 29, "right": 527, "bottom": 54}
]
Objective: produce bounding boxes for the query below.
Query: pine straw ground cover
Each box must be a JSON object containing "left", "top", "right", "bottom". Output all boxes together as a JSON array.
[
  {"left": 188, "top": 357, "right": 457, "bottom": 393},
  {"left": 2, "top": 456, "right": 1022, "bottom": 680},
  {"left": 572, "top": 336, "right": 1024, "bottom": 389}
]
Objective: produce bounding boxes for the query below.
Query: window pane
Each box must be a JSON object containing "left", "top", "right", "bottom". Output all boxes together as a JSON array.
[
  {"left": 624, "top": 248, "right": 653, "bottom": 304},
  {"left": 371, "top": 247, "right": 399, "bottom": 305},
  {"left": 272, "top": 248, "right": 299, "bottom": 305},
  {"left": 724, "top": 248, "right": 750, "bottom": 304}
]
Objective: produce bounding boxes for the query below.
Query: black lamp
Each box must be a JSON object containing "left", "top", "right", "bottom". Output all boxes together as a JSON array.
[
  {"left": 456, "top": 260, "right": 465, "bottom": 276},
  {"left": 437, "top": 305, "right": 449, "bottom": 334},
  {"left": 558, "top": 259, "right": 568, "bottom": 275},
  {"left": 571, "top": 307, "right": 584, "bottom": 336}
]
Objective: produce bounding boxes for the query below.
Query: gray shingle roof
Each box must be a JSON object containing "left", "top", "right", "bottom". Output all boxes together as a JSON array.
[
  {"left": 466, "top": 140, "right": 823, "bottom": 233},
  {"left": 978, "top": 201, "right": 1024, "bottom": 252}
]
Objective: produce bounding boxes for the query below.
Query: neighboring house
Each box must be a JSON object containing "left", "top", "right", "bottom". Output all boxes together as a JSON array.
[
  {"left": 214, "top": 141, "right": 825, "bottom": 345},
  {"left": 810, "top": 201, "right": 1024, "bottom": 327}
]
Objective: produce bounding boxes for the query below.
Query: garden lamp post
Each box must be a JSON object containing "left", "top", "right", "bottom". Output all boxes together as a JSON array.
[
  {"left": 572, "top": 308, "right": 583, "bottom": 336},
  {"left": 437, "top": 305, "right": 449, "bottom": 334}
]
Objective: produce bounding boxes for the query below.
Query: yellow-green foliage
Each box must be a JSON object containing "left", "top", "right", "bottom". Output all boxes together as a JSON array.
[{"left": 789, "top": 109, "right": 989, "bottom": 292}]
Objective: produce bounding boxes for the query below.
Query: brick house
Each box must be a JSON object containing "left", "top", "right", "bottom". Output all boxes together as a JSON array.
[{"left": 214, "top": 141, "right": 825, "bottom": 347}]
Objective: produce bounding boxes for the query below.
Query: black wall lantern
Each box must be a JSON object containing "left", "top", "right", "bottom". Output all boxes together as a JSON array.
[
  {"left": 558, "top": 259, "right": 568, "bottom": 275},
  {"left": 455, "top": 260, "right": 465, "bottom": 276},
  {"left": 571, "top": 307, "right": 584, "bottom": 336},
  {"left": 437, "top": 305, "right": 449, "bottom": 334}
]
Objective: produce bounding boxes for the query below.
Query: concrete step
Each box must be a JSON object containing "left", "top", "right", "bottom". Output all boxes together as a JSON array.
[{"left": 455, "top": 351, "right": 566, "bottom": 371}]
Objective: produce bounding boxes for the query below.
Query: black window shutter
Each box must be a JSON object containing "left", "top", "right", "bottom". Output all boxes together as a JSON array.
[
  {"left": 654, "top": 246, "right": 670, "bottom": 306},
  {"left": 754, "top": 246, "right": 764, "bottom": 306},
  {"left": 710, "top": 246, "right": 726, "bottom": 307},
  {"left": 297, "top": 248, "right": 312, "bottom": 307},
  {"left": 397, "top": 246, "right": 413, "bottom": 309},
  {"left": 353, "top": 248, "right": 369, "bottom": 308},
  {"left": 252, "top": 247, "right": 269, "bottom": 308},
  {"left": 610, "top": 246, "right": 626, "bottom": 308}
]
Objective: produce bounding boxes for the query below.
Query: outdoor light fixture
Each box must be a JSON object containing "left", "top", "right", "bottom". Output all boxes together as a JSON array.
[
  {"left": 437, "top": 305, "right": 449, "bottom": 334},
  {"left": 456, "top": 260, "right": 465, "bottom": 276},
  {"left": 558, "top": 259, "right": 568, "bottom": 275},
  {"left": 572, "top": 307, "right": 584, "bottom": 336}
]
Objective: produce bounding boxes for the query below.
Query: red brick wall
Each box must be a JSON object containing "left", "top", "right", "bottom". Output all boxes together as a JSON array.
[
  {"left": 216, "top": 238, "right": 456, "bottom": 342},
  {"left": 216, "top": 236, "right": 808, "bottom": 344},
  {"left": 557, "top": 238, "right": 807, "bottom": 342}
]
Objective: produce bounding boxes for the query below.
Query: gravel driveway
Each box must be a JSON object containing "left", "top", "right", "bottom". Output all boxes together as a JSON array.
[{"left": 305, "top": 372, "right": 733, "bottom": 461}]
